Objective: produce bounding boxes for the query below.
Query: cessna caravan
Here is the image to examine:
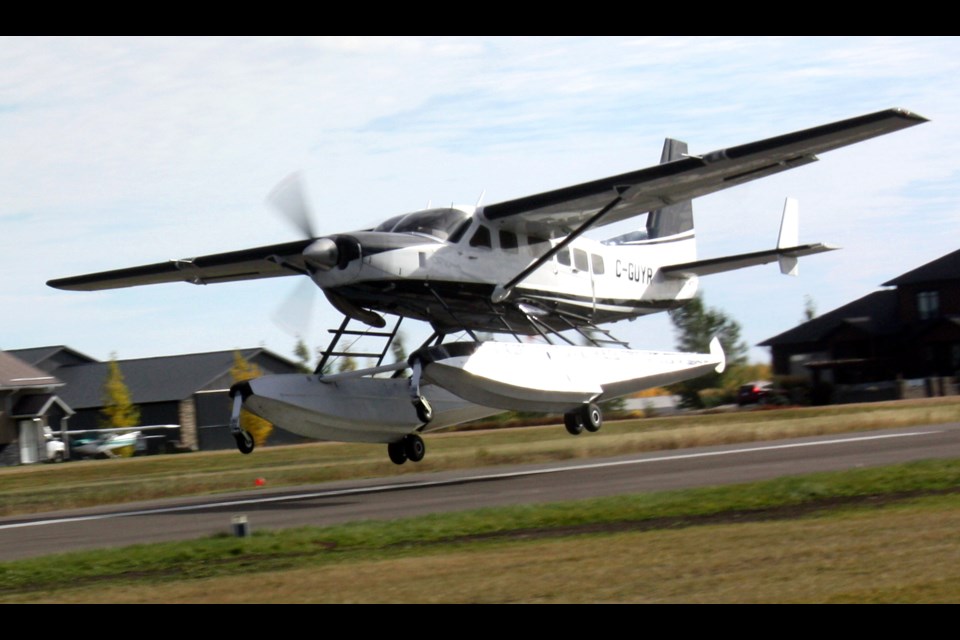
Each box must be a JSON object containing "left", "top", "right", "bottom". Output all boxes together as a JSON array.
[{"left": 49, "top": 108, "right": 927, "bottom": 464}]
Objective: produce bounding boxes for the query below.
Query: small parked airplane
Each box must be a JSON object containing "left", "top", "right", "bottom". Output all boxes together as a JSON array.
[{"left": 49, "top": 108, "right": 927, "bottom": 464}]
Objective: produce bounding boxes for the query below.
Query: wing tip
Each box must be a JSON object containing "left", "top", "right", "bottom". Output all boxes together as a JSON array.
[{"left": 890, "top": 107, "right": 929, "bottom": 124}]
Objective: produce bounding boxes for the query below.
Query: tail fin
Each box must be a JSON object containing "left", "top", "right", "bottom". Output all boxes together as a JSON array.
[
  {"left": 646, "top": 138, "right": 694, "bottom": 239},
  {"left": 777, "top": 198, "right": 800, "bottom": 276}
]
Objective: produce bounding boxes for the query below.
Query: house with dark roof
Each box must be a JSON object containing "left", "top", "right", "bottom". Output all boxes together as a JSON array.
[
  {"left": 760, "top": 248, "right": 960, "bottom": 402},
  {"left": 7, "top": 346, "right": 305, "bottom": 454},
  {"left": 0, "top": 351, "right": 74, "bottom": 465}
]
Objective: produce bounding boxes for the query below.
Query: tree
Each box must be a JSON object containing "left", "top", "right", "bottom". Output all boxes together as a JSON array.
[
  {"left": 100, "top": 356, "right": 140, "bottom": 429},
  {"left": 293, "top": 336, "right": 312, "bottom": 373},
  {"left": 230, "top": 351, "right": 274, "bottom": 446},
  {"left": 390, "top": 332, "right": 408, "bottom": 365},
  {"left": 336, "top": 354, "right": 357, "bottom": 374},
  {"left": 668, "top": 293, "right": 748, "bottom": 408}
]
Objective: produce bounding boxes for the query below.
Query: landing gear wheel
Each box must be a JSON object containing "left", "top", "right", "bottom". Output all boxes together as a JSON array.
[
  {"left": 582, "top": 403, "right": 602, "bottom": 433},
  {"left": 403, "top": 434, "right": 426, "bottom": 462},
  {"left": 414, "top": 397, "right": 433, "bottom": 424},
  {"left": 235, "top": 430, "right": 255, "bottom": 455},
  {"left": 387, "top": 441, "right": 407, "bottom": 465},
  {"left": 564, "top": 411, "right": 585, "bottom": 436}
]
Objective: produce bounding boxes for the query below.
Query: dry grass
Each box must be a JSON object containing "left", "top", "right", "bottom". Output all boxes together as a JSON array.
[{"left": 12, "top": 493, "right": 959, "bottom": 603}]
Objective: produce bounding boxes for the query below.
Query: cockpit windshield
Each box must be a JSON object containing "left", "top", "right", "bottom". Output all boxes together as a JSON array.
[{"left": 373, "top": 208, "right": 471, "bottom": 241}]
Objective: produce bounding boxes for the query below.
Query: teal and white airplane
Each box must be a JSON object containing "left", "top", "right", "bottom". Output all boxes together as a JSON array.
[{"left": 49, "top": 108, "right": 926, "bottom": 464}]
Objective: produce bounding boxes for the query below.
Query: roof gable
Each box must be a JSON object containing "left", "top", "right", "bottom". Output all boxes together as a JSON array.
[
  {"left": 6, "top": 346, "right": 98, "bottom": 372},
  {"left": 0, "top": 351, "right": 63, "bottom": 390},
  {"left": 883, "top": 247, "right": 960, "bottom": 287},
  {"left": 54, "top": 348, "right": 299, "bottom": 409},
  {"left": 759, "top": 290, "right": 899, "bottom": 347}
]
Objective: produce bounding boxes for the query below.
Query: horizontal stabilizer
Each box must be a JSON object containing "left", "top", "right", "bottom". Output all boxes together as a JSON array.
[{"left": 661, "top": 243, "right": 838, "bottom": 279}]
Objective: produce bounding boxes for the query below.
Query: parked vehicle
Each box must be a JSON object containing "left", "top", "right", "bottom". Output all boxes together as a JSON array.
[
  {"left": 737, "top": 381, "right": 774, "bottom": 406},
  {"left": 43, "top": 427, "right": 65, "bottom": 463}
]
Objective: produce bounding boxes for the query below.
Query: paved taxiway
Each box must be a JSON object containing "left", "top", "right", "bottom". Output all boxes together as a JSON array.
[{"left": 2, "top": 423, "right": 959, "bottom": 562}]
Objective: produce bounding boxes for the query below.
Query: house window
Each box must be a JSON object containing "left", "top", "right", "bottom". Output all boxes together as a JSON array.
[{"left": 917, "top": 290, "right": 940, "bottom": 320}]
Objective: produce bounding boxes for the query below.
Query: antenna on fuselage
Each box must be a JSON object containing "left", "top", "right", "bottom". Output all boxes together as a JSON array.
[{"left": 476, "top": 190, "right": 486, "bottom": 207}]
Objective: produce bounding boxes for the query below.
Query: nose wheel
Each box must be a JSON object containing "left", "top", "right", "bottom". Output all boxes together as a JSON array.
[
  {"left": 234, "top": 430, "right": 255, "bottom": 454},
  {"left": 387, "top": 434, "right": 426, "bottom": 465}
]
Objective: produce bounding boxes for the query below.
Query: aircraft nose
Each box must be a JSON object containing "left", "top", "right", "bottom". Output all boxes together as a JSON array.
[{"left": 304, "top": 237, "right": 339, "bottom": 271}]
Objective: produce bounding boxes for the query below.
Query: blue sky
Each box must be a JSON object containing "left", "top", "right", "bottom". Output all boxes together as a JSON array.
[{"left": 2, "top": 36, "right": 958, "bottom": 364}]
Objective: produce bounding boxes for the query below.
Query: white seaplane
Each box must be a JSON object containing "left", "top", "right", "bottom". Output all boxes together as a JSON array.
[{"left": 49, "top": 108, "right": 927, "bottom": 464}]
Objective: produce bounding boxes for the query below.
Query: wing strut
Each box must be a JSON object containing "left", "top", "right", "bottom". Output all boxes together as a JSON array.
[{"left": 491, "top": 190, "right": 627, "bottom": 303}]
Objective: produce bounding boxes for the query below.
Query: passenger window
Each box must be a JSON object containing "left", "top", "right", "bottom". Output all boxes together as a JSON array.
[
  {"left": 469, "top": 226, "right": 492, "bottom": 248},
  {"left": 528, "top": 235, "right": 550, "bottom": 258},
  {"left": 573, "top": 249, "right": 588, "bottom": 272},
  {"left": 557, "top": 248, "right": 571, "bottom": 267},
  {"left": 591, "top": 254, "right": 604, "bottom": 275},
  {"left": 499, "top": 230, "right": 518, "bottom": 252}
]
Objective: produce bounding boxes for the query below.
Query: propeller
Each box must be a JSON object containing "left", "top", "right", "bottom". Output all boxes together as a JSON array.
[
  {"left": 266, "top": 172, "right": 386, "bottom": 337},
  {"left": 268, "top": 172, "right": 322, "bottom": 338},
  {"left": 267, "top": 172, "right": 317, "bottom": 239}
]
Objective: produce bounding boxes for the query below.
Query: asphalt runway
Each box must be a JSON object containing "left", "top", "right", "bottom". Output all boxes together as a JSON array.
[{"left": 2, "top": 423, "right": 959, "bottom": 562}]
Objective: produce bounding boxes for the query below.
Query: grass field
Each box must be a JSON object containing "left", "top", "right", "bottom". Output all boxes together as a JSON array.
[
  {"left": 3, "top": 457, "right": 960, "bottom": 603},
  {"left": 2, "top": 397, "right": 959, "bottom": 602},
  {"left": 2, "top": 396, "right": 959, "bottom": 517}
]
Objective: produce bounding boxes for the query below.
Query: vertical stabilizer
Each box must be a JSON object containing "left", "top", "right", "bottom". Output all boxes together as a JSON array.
[
  {"left": 646, "top": 138, "right": 694, "bottom": 239},
  {"left": 777, "top": 198, "right": 800, "bottom": 276}
]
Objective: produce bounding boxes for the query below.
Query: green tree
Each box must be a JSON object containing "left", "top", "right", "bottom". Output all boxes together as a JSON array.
[
  {"left": 100, "top": 356, "right": 140, "bottom": 429},
  {"left": 293, "top": 336, "right": 312, "bottom": 373},
  {"left": 668, "top": 293, "right": 748, "bottom": 408},
  {"left": 230, "top": 351, "right": 274, "bottom": 446}
]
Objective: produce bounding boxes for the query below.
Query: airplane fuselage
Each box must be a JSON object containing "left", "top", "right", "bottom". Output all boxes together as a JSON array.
[{"left": 309, "top": 206, "right": 699, "bottom": 334}]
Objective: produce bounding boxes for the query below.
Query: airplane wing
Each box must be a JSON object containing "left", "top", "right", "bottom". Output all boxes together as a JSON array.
[
  {"left": 49, "top": 109, "right": 925, "bottom": 293},
  {"left": 483, "top": 108, "right": 927, "bottom": 235},
  {"left": 48, "top": 239, "right": 314, "bottom": 291}
]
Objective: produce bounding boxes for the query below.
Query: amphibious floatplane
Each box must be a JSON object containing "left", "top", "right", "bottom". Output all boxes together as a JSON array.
[{"left": 49, "top": 108, "right": 927, "bottom": 464}]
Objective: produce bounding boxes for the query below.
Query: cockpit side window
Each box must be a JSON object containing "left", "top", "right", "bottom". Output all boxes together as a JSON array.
[
  {"left": 557, "top": 248, "right": 571, "bottom": 267},
  {"left": 470, "top": 225, "right": 492, "bottom": 248}
]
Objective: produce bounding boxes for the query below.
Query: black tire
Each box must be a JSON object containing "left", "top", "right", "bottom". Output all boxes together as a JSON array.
[
  {"left": 235, "top": 430, "right": 255, "bottom": 455},
  {"left": 564, "top": 411, "right": 584, "bottom": 436},
  {"left": 404, "top": 434, "right": 426, "bottom": 462},
  {"left": 582, "top": 403, "right": 602, "bottom": 433},
  {"left": 388, "top": 441, "right": 407, "bottom": 465}
]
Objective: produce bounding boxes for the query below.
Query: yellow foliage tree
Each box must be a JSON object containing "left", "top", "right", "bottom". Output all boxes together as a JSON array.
[
  {"left": 100, "top": 357, "right": 140, "bottom": 429},
  {"left": 230, "top": 351, "right": 274, "bottom": 446}
]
